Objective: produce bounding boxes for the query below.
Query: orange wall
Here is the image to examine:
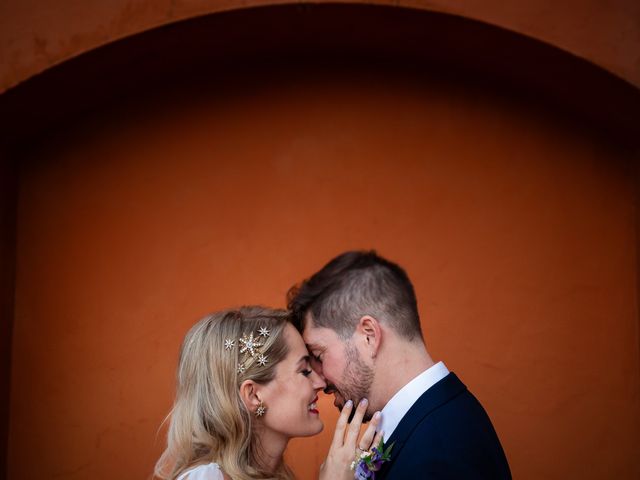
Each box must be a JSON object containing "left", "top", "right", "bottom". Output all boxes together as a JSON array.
[
  {"left": 9, "top": 72, "right": 640, "bottom": 479},
  {"left": 1, "top": 0, "right": 640, "bottom": 92}
]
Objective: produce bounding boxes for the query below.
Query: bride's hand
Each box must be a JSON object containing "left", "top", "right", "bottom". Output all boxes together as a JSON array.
[{"left": 319, "top": 399, "right": 383, "bottom": 480}]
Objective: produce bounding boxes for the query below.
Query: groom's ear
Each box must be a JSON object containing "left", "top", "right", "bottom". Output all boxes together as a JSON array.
[
  {"left": 357, "top": 315, "right": 382, "bottom": 359},
  {"left": 239, "top": 380, "right": 263, "bottom": 413}
]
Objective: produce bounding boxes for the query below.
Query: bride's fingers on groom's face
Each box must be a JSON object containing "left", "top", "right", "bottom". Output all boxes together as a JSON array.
[
  {"left": 331, "top": 399, "right": 353, "bottom": 449},
  {"left": 345, "top": 398, "right": 368, "bottom": 447},
  {"left": 358, "top": 411, "right": 381, "bottom": 450}
]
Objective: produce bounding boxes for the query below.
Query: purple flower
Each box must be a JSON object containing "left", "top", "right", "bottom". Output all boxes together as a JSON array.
[
  {"left": 355, "top": 461, "right": 373, "bottom": 479},
  {"left": 352, "top": 439, "right": 394, "bottom": 480}
]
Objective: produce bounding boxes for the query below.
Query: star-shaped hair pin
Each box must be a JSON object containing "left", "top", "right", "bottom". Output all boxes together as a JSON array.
[
  {"left": 258, "top": 326, "right": 270, "bottom": 338},
  {"left": 224, "top": 339, "right": 235, "bottom": 350},
  {"left": 256, "top": 354, "right": 268, "bottom": 367},
  {"left": 237, "top": 364, "right": 246, "bottom": 374},
  {"left": 239, "top": 332, "right": 263, "bottom": 357}
]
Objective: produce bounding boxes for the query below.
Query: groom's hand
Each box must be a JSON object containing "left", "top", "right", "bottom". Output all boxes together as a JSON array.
[{"left": 319, "top": 399, "right": 383, "bottom": 480}]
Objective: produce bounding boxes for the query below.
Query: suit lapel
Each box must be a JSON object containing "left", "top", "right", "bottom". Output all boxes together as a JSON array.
[{"left": 377, "top": 373, "right": 467, "bottom": 478}]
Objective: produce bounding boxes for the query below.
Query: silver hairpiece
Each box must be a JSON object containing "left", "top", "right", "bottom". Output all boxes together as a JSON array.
[
  {"left": 239, "top": 332, "right": 263, "bottom": 356},
  {"left": 225, "top": 326, "right": 272, "bottom": 373}
]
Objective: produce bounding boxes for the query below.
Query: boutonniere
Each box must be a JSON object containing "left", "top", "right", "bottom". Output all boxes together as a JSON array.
[{"left": 350, "top": 438, "right": 394, "bottom": 479}]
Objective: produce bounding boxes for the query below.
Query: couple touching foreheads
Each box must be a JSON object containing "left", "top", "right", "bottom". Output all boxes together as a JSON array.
[{"left": 155, "top": 251, "right": 511, "bottom": 480}]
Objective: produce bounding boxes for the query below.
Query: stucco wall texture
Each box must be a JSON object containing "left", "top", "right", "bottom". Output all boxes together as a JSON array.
[
  {"left": 1, "top": 0, "right": 640, "bottom": 92},
  {"left": 8, "top": 73, "right": 640, "bottom": 478},
  {"left": 2, "top": 2, "right": 640, "bottom": 480}
]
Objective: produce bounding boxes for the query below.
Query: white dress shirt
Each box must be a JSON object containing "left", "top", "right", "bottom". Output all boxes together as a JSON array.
[{"left": 379, "top": 361, "right": 450, "bottom": 440}]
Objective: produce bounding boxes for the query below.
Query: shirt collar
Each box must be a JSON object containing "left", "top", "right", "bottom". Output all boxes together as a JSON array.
[{"left": 379, "top": 361, "right": 449, "bottom": 440}]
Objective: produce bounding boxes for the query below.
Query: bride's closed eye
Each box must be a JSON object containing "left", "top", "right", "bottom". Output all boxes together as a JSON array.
[{"left": 299, "top": 357, "right": 313, "bottom": 377}]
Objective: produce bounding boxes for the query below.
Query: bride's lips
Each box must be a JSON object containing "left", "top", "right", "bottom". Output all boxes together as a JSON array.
[{"left": 308, "top": 396, "right": 319, "bottom": 415}]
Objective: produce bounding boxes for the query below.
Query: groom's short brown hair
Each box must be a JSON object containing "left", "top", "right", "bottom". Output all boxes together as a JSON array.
[{"left": 287, "top": 251, "right": 423, "bottom": 340}]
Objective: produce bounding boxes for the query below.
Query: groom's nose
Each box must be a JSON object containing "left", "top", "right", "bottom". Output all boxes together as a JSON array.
[{"left": 311, "top": 369, "right": 326, "bottom": 390}]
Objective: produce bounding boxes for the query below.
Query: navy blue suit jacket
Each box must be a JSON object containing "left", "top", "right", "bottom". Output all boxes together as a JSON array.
[{"left": 376, "top": 373, "right": 511, "bottom": 479}]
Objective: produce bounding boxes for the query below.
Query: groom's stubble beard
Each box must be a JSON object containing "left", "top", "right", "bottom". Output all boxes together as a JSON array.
[{"left": 327, "top": 341, "right": 375, "bottom": 423}]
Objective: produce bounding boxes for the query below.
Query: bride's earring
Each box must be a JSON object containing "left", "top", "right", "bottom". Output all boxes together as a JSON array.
[{"left": 255, "top": 400, "right": 266, "bottom": 417}]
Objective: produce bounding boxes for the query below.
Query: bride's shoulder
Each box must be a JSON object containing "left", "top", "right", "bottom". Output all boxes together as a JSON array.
[{"left": 176, "top": 462, "right": 226, "bottom": 480}]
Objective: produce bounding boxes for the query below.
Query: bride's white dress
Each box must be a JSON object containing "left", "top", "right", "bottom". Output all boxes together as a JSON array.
[{"left": 176, "top": 463, "right": 223, "bottom": 480}]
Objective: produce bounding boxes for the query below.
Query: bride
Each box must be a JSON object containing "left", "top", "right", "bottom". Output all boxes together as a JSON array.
[{"left": 155, "top": 306, "right": 382, "bottom": 480}]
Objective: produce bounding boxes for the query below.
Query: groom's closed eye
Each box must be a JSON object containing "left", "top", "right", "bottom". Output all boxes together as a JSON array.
[
  {"left": 306, "top": 344, "right": 325, "bottom": 372},
  {"left": 307, "top": 353, "right": 323, "bottom": 374}
]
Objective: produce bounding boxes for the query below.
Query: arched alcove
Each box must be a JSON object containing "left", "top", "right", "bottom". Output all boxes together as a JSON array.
[
  {"left": 1, "top": 4, "right": 638, "bottom": 479},
  {"left": 2, "top": 0, "right": 639, "bottom": 91}
]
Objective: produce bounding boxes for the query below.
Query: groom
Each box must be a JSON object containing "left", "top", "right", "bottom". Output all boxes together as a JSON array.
[{"left": 287, "top": 251, "right": 511, "bottom": 479}]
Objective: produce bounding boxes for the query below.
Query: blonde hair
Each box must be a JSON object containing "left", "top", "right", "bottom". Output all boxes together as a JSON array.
[{"left": 155, "top": 306, "right": 295, "bottom": 480}]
